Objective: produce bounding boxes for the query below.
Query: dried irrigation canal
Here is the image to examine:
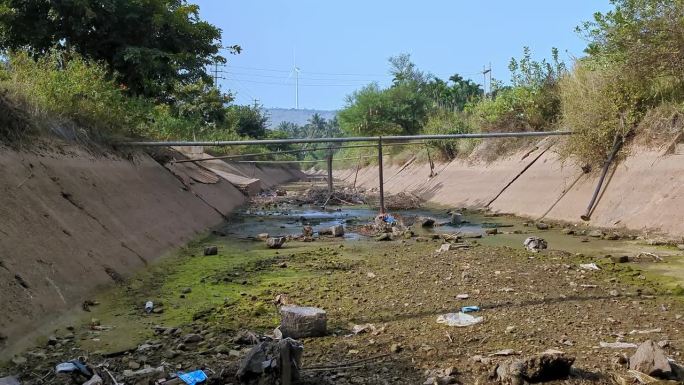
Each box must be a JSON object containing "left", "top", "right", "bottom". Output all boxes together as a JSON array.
[{"left": 4, "top": 182, "right": 684, "bottom": 385}]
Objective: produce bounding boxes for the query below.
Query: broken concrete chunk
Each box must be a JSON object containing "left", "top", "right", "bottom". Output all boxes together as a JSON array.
[
  {"left": 629, "top": 340, "right": 672, "bottom": 378},
  {"left": 280, "top": 306, "right": 327, "bottom": 338},
  {"left": 203, "top": 245, "right": 218, "bottom": 256},
  {"left": 330, "top": 224, "right": 344, "bottom": 237},
  {"left": 266, "top": 237, "right": 286, "bottom": 249}
]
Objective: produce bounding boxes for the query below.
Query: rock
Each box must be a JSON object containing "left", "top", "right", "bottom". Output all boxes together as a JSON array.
[
  {"left": 0, "top": 377, "right": 20, "bottom": 385},
  {"left": 280, "top": 306, "right": 327, "bottom": 338},
  {"left": 122, "top": 366, "right": 166, "bottom": 381},
  {"left": 629, "top": 340, "right": 672, "bottom": 378},
  {"left": 535, "top": 222, "right": 550, "bottom": 230},
  {"left": 266, "top": 237, "right": 286, "bottom": 249},
  {"left": 605, "top": 232, "right": 621, "bottom": 240},
  {"left": 278, "top": 262, "right": 288, "bottom": 268},
  {"left": 610, "top": 289, "right": 620, "bottom": 297},
  {"left": 183, "top": 333, "right": 203, "bottom": 343},
  {"left": 523, "top": 237, "right": 547, "bottom": 253},
  {"left": 561, "top": 228, "right": 575, "bottom": 235},
  {"left": 495, "top": 351, "right": 575, "bottom": 385},
  {"left": 390, "top": 343, "right": 403, "bottom": 353},
  {"left": 418, "top": 217, "right": 436, "bottom": 228},
  {"left": 588, "top": 229, "right": 604, "bottom": 238},
  {"left": 415, "top": 236, "right": 430, "bottom": 242},
  {"left": 330, "top": 224, "right": 345, "bottom": 237},
  {"left": 83, "top": 375, "right": 102, "bottom": 385},
  {"left": 437, "top": 244, "right": 453, "bottom": 253},
  {"left": 485, "top": 228, "right": 498, "bottom": 235},
  {"left": 302, "top": 226, "right": 313, "bottom": 237},
  {"left": 237, "top": 338, "right": 303, "bottom": 384},
  {"left": 234, "top": 330, "right": 260, "bottom": 345},
  {"left": 203, "top": 245, "right": 218, "bottom": 256},
  {"left": 450, "top": 212, "right": 464, "bottom": 225},
  {"left": 257, "top": 233, "right": 269, "bottom": 240},
  {"left": 462, "top": 232, "right": 482, "bottom": 239},
  {"left": 10, "top": 356, "right": 26, "bottom": 365},
  {"left": 610, "top": 255, "right": 629, "bottom": 263},
  {"left": 181, "top": 287, "right": 192, "bottom": 294},
  {"left": 677, "top": 244, "right": 684, "bottom": 251},
  {"left": 128, "top": 361, "right": 141, "bottom": 370},
  {"left": 375, "top": 233, "right": 391, "bottom": 242}
]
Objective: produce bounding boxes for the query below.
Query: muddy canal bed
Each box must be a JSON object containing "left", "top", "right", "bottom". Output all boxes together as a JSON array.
[{"left": 3, "top": 191, "right": 684, "bottom": 385}]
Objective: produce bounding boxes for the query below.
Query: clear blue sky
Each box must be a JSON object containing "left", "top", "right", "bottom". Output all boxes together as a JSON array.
[{"left": 194, "top": 1, "right": 612, "bottom": 110}]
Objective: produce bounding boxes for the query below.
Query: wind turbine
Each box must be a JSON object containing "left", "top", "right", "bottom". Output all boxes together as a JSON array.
[{"left": 288, "top": 50, "right": 300, "bottom": 109}]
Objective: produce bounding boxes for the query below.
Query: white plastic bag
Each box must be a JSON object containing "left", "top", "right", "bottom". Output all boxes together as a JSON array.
[{"left": 436, "top": 312, "right": 483, "bottom": 327}]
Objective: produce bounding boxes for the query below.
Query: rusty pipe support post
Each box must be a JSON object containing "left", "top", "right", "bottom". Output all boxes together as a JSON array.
[
  {"left": 378, "top": 137, "right": 385, "bottom": 214},
  {"left": 326, "top": 151, "right": 333, "bottom": 195},
  {"left": 581, "top": 133, "right": 623, "bottom": 221}
]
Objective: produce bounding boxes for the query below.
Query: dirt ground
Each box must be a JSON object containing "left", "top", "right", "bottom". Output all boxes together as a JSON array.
[{"left": 3, "top": 189, "right": 684, "bottom": 385}]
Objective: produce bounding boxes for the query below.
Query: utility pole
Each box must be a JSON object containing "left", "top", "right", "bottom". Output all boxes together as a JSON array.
[
  {"left": 482, "top": 64, "right": 491, "bottom": 99},
  {"left": 213, "top": 62, "right": 219, "bottom": 89},
  {"left": 252, "top": 98, "right": 260, "bottom": 108}
]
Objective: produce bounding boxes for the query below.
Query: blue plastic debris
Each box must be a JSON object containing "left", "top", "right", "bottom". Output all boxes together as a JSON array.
[
  {"left": 383, "top": 214, "right": 396, "bottom": 224},
  {"left": 55, "top": 360, "right": 93, "bottom": 377},
  {"left": 461, "top": 306, "right": 481, "bottom": 313},
  {"left": 178, "top": 370, "right": 208, "bottom": 385}
]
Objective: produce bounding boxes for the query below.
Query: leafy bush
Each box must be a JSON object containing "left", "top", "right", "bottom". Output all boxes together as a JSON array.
[{"left": 422, "top": 110, "right": 473, "bottom": 159}]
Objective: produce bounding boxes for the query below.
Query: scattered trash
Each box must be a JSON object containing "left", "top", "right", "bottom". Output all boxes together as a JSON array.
[
  {"left": 237, "top": 338, "right": 303, "bottom": 385},
  {"left": 82, "top": 374, "right": 103, "bottom": 385},
  {"left": 0, "top": 377, "right": 20, "bottom": 385},
  {"left": 178, "top": 370, "right": 207, "bottom": 385},
  {"left": 600, "top": 341, "right": 638, "bottom": 349},
  {"left": 456, "top": 294, "right": 470, "bottom": 300},
  {"left": 382, "top": 214, "right": 397, "bottom": 224},
  {"left": 55, "top": 360, "right": 93, "bottom": 377},
  {"left": 351, "top": 323, "right": 377, "bottom": 335},
  {"left": 437, "top": 244, "right": 453, "bottom": 253},
  {"left": 494, "top": 350, "right": 575, "bottom": 384},
  {"left": 461, "top": 306, "right": 480, "bottom": 313},
  {"left": 580, "top": 263, "right": 601, "bottom": 271},
  {"left": 490, "top": 349, "right": 517, "bottom": 357},
  {"left": 523, "top": 237, "right": 547, "bottom": 252},
  {"left": 203, "top": 245, "right": 218, "bottom": 256},
  {"left": 436, "top": 312, "right": 483, "bottom": 327},
  {"left": 145, "top": 301, "right": 154, "bottom": 313},
  {"left": 629, "top": 328, "right": 662, "bottom": 335}
]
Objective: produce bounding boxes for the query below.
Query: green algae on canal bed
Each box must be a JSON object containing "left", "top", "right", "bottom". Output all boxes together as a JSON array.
[{"left": 79, "top": 234, "right": 329, "bottom": 354}]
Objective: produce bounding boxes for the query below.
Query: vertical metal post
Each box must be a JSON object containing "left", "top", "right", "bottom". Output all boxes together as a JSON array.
[
  {"left": 326, "top": 151, "right": 333, "bottom": 195},
  {"left": 378, "top": 137, "right": 385, "bottom": 213}
]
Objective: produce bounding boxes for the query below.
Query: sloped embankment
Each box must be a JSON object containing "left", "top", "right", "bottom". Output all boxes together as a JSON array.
[
  {"left": 0, "top": 144, "right": 303, "bottom": 355},
  {"left": 337, "top": 140, "right": 684, "bottom": 237}
]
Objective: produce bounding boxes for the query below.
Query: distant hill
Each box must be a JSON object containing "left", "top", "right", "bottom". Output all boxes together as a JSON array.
[{"left": 266, "top": 108, "right": 337, "bottom": 128}]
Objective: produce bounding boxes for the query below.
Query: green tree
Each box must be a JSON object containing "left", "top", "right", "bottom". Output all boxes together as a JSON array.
[
  {"left": 0, "top": 0, "right": 237, "bottom": 98},
  {"left": 227, "top": 105, "right": 268, "bottom": 138}
]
